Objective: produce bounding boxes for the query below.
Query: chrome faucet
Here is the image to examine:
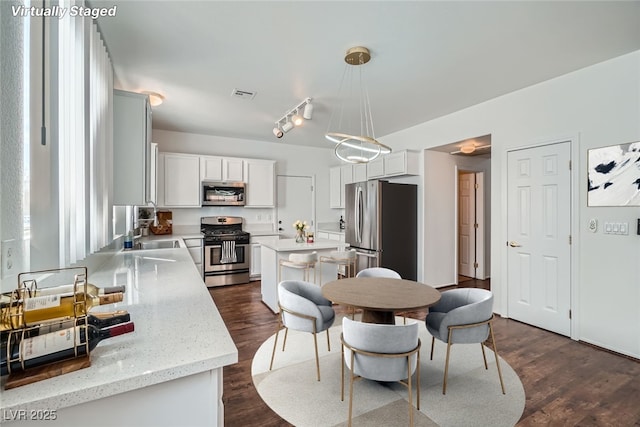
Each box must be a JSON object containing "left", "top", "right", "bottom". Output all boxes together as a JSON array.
[{"left": 147, "top": 200, "right": 158, "bottom": 226}]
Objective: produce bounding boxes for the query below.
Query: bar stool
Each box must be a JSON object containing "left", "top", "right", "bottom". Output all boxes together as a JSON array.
[
  {"left": 279, "top": 252, "right": 318, "bottom": 284},
  {"left": 319, "top": 249, "right": 357, "bottom": 285}
]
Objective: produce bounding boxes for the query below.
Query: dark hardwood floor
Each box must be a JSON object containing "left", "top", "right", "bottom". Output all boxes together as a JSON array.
[{"left": 210, "top": 279, "right": 640, "bottom": 426}]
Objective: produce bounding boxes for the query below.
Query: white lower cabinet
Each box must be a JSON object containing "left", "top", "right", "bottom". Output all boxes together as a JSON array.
[
  {"left": 316, "top": 231, "right": 345, "bottom": 242},
  {"left": 250, "top": 235, "right": 279, "bottom": 280},
  {"left": 184, "top": 237, "right": 203, "bottom": 277}
]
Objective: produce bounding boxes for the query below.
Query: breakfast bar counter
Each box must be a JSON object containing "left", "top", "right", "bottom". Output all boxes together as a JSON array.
[
  {"left": 0, "top": 241, "right": 237, "bottom": 427},
  {"left": 260, "top": 238, "right": 348, "bottom": 313}
]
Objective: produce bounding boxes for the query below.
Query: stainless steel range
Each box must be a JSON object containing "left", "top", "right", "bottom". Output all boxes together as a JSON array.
[{"left": 201, "top": 216, "right": 250, "bottom": 287}]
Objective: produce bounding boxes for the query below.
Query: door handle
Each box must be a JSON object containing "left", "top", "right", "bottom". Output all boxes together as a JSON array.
[{"left": 508, "top": 241, "right": 522, "bottom": 247}]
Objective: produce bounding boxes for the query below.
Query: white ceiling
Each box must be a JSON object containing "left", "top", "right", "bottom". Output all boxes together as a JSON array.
[{"left": 91, "top": 1, "right": 640, "bottom": 150}]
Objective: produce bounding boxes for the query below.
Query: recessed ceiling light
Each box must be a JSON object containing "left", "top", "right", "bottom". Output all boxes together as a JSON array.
[{"left": 142, "top": 91, "right": 165, "bottom": 107}]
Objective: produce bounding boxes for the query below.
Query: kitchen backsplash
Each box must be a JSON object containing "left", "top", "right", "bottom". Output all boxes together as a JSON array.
[{"left": 166, "top": 206, "right": 276, "bottom": 227}]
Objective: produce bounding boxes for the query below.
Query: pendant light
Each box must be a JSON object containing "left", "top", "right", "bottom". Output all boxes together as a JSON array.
[{"left": 325, "top": 46, "right": 391, "bottom": 164}]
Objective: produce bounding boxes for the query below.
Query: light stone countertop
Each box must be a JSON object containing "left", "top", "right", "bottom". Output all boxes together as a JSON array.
[
  {"left": 261, "top": 238, "right": 348, "bottom": 252},
  {"left": 316, "top": 223, "right": 345, "bottom": 234},
  {"left": 170, "top": 224, "right": 203, "bottom": 239},
  {"left": 0, "top": 242, "right": 237, "bottom": 412}
]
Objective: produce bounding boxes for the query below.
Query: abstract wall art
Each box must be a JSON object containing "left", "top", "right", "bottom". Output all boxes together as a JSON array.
[{"left": 587, "top": 141, "right": 640, "bottom": 206}]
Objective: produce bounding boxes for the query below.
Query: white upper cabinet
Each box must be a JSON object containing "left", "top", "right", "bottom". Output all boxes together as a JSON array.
[
  {"left": 366, "top": 158, "right": 385, "bottom": 179},
  {"left": 224, "top": 158, "right": 244, "bottom": 181},
  {"left": 329, "top": 166, "right": 342, "bottom": 208},
  {"left": 330, "top": 164, "right": 365, "bottom": 209},
  {"left": 113, "top": 90, "right": 155, "bottom": 205},
  {"left": 244, "top": 159, "right": 275, "bottom": 207},
  {"left": 200, "top": 156, "right": 223, "bottom": 181},
  {"left": 201, "top": 156, "right": 244, "bottom": 182},
  {"left": 352, "top": 163, "right": 367, "bottom": 182},
  {"left": 367, "top": 150, "right": 419, "bottom": 179},
  {"left": 160, "top": 153, "right": 201, "bottom": 207}
]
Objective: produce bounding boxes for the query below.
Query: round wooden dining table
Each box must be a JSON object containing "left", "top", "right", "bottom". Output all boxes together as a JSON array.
[{"left": 321, "top": 277, "right": 441, "bottom": 324}]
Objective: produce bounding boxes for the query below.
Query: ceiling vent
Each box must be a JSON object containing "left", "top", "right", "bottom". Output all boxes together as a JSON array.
[{"left": 231, "top": 88, "right": 257, "bottom": 100}]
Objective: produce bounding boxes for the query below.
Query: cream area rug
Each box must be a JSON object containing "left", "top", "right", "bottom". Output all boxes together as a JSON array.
[{"left": 252, "top": 316, "right": 525, "bottom": 427}]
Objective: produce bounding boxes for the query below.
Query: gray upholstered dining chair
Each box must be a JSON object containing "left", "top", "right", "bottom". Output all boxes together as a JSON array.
[
  {"left": 355, "top": 267, "right": 401, "bottom": 279},
  {"left": 269, "top": 280, "right": 335, "bottom": 381},
  {"left": 341, "top": 317, "right": 421, "bottom": 427},
  {"left": 425, "top": 288, "right": 505, "bottom": 395},
  {"left": 355, "top": 267, "right": 407, "bottom": 323}
]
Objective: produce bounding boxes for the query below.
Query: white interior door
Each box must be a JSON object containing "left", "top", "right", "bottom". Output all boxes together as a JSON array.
[
  {"left": 507, "top": 141, "right": 571, "bottom": 336},
  {"left": 276, "top": 175, "right": 314, "bottom": 238},
  {"left": 458, "top": 172, "right": 476, "bottom": 278}
]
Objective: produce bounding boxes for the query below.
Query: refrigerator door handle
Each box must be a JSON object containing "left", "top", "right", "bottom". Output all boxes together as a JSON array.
[{"left": 355, "top": 186, "right": 363, "bottom": 243}]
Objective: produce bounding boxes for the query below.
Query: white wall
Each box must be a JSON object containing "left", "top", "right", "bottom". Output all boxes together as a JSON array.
[
  {"left": 152, "top": 129, "right": 341, "bottom": 228},
  {"left": 0, "top": 1, "right": 26, "bottom": 292},
  {"left": 381, "top": 51, "right": 640, "bottom": 358}
]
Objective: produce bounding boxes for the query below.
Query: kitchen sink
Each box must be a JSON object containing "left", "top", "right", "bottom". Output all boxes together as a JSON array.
[{"left": 131, "top": 239, "right": 184, "bottom": 250}]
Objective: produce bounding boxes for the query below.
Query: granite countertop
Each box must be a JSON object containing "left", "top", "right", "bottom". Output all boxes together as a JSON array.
[
  {"left": 0, "top": 242, "right": 237, "bottom": 412},
  {"left": 261, "top": 238, "right": 348, "bottom": 252}
]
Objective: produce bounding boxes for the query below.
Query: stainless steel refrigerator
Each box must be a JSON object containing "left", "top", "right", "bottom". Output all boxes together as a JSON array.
[{"left": 345, "top": 180, "right": 417, "bottom": 280}]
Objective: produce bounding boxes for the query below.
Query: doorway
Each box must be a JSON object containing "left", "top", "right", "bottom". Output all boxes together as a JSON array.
[
  {"left": 458, "top": 171, "right": 486, "bottom": 280},
  {"left": 276, "top": 175, "right": 315, "bottom": 238}
]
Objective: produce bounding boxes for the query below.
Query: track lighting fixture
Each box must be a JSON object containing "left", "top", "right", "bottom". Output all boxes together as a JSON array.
[
  {"left": 272, "top": 97, "right": 312, "bottom": 138},
  {"left": 282, "top": 120, "right": 294, "bottom": 133},
  {"left": 291, "top": 110, "right": 303, "bottom": 126},
  {"left": 303, "top": 101, "right": 313, "bottom": 120}
]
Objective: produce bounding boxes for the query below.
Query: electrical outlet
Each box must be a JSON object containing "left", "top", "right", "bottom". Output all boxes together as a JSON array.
[{"left": 1, "top": 239, "right": 17, "bottom": 278}]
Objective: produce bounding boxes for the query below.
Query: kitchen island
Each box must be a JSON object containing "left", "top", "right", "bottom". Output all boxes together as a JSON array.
[
  {"left": 260, "top": 238, "right": 348, "bottom": 313},
  {"left": 0, "top": 240, "right": 237, "bottom": 427}
]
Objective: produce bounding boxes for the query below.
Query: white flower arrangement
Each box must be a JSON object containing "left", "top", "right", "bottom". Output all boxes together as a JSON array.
[{"left": 293, "top": 220, "right": 308, "bottom": 232}]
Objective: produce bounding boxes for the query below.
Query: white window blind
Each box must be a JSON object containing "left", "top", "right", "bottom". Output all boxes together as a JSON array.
[{"left": 56, "top": 0, "right": 113, "bottom": 265}]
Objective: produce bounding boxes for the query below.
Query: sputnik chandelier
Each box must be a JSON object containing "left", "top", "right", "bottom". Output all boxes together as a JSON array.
[{"left": 325, "top": 46, "right": 391, "bottom": 163}]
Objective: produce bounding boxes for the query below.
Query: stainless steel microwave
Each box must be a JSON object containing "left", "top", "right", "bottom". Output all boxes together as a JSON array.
[{"left": 202, "top": 181, "right": 245, "bottom": 206}]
